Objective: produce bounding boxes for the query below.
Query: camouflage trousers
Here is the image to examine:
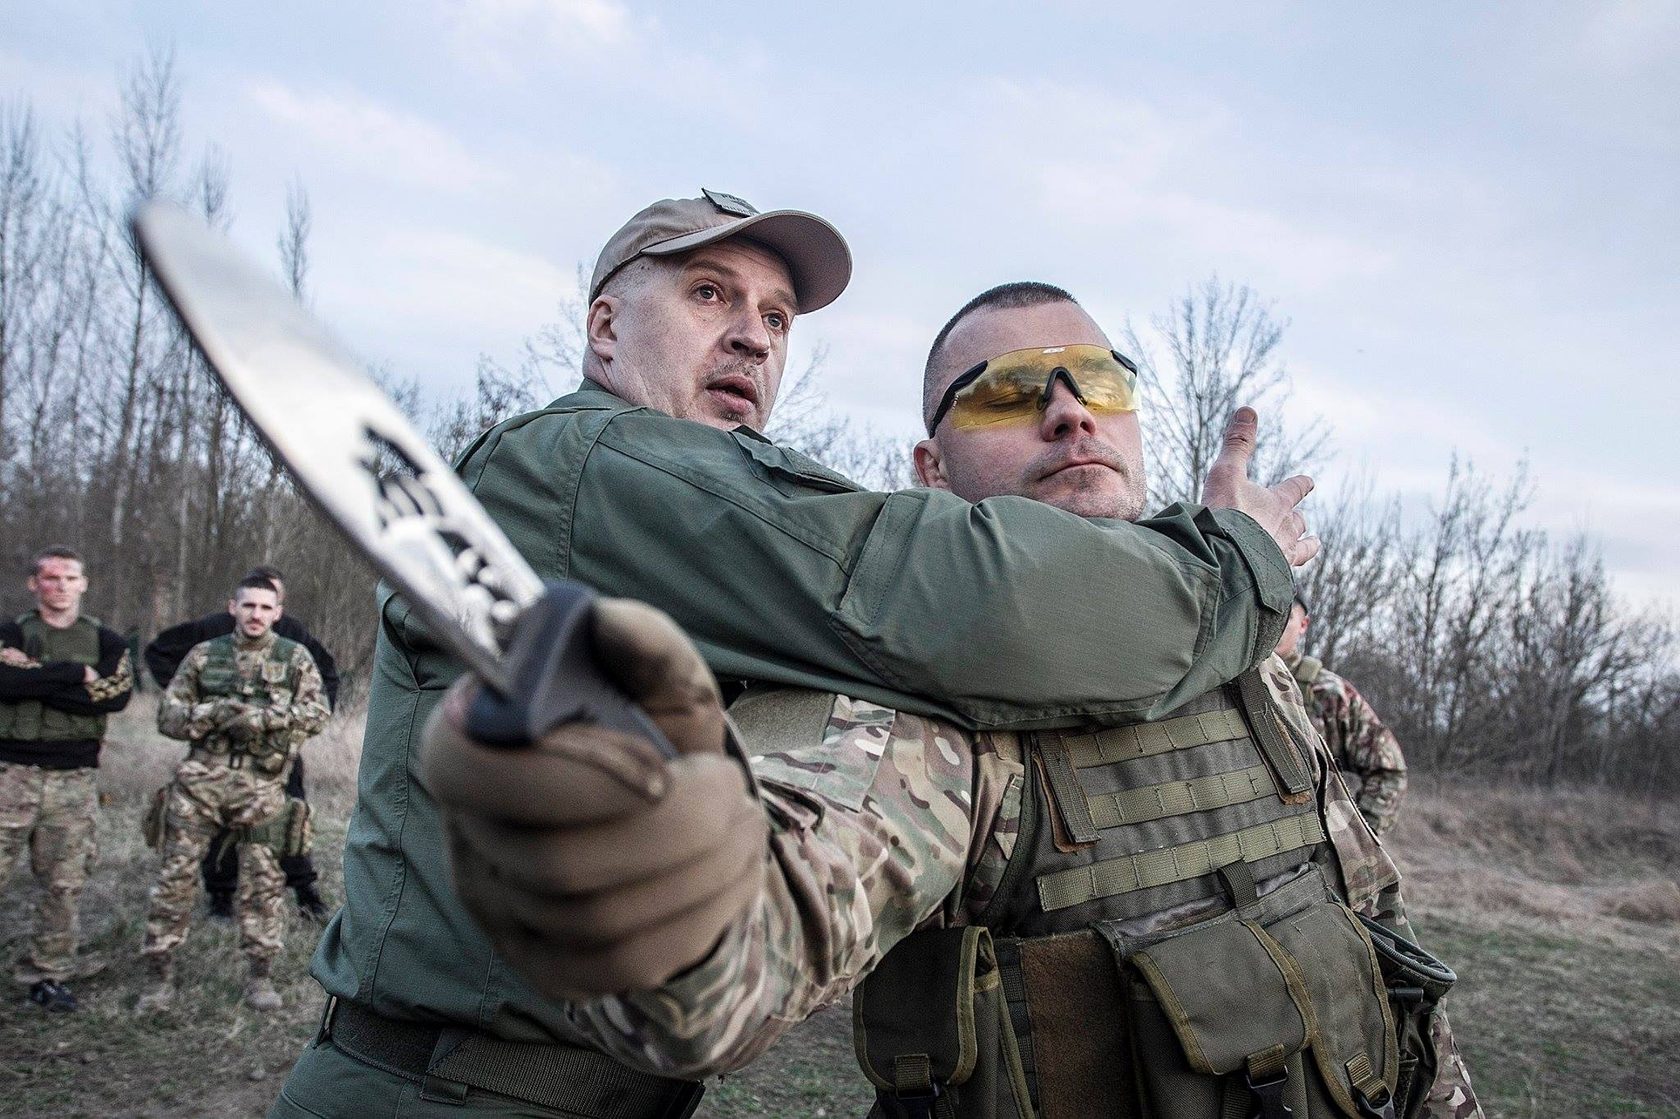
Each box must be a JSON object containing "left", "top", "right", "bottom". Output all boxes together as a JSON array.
[
  {"left": 0, "top": 761, "right": 98, "bottom": 983},
  {"left": 142, "top": 758, "right": 287, "bottom": 965}
]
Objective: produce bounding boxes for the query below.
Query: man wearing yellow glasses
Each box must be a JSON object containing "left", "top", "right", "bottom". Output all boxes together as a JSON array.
[{"left": 425, "top": 282, "right": 1481, "bottom": 1119}]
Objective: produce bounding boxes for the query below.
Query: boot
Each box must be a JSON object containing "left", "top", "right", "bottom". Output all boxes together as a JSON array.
[
  {"left": 294, "top": 883, "right": 331, "bottom": 924},
  {"left": 207, "top": 889, "right": 235, "bottom": 921},
  {"left": 243, "top": 957, "right": 283, "bottom": 1012},
  {"left": 134, "top": 954, "right": 175, "bottom": 1015},
  {"left": 28, "top": 978, "right": 78, "bottom": 1012}
]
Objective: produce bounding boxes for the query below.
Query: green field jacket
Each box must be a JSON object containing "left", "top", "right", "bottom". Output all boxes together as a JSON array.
[{"left": 312, "top": 383, "right": 1295, "bottom": 1039}]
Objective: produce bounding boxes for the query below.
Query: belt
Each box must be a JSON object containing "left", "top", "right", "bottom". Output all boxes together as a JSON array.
[{"left": 318, "top": 996, "right": 703, "bottom": 1119}]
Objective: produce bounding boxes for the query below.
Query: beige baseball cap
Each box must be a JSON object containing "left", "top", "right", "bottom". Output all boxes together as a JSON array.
[{"left": 588, "top": 188, "right": 852, "bottom": 313}]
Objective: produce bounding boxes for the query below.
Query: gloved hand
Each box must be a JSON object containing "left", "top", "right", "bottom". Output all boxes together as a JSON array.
[
  {"left": 193, "top": 698, "right": 247, "bottom": 733},
  {"left": 221, "top": 707, "right": 267, "bottom": 741},
  {"left": 420, "top": 598, "right": 766, "bottom": 1001}
]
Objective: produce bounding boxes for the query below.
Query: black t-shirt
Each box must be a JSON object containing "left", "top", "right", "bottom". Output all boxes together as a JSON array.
[{"left": 0, "top": 618, "right": 132, "bottom": 769}]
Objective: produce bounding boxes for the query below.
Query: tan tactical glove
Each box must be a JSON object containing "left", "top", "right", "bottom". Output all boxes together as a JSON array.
[{"left": 420, "top": 598, "right": 766, "bottom": 1001}]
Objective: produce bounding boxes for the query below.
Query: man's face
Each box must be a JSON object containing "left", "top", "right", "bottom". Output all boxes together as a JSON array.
[
  {"left": 28, "top": 558, "right": 87, "bottom": 617},
  {"left": 229, "top": 588, "right": 282, "bottom": 639},
  {"left": 587, "top": 240, "right": 797, "bottom": 431},
  {"left": 915, "top": 302, "right": 1147, "bottom": 519},
  {"left": 1274, "top": 603, "right": 1309, "bottom": 658}
]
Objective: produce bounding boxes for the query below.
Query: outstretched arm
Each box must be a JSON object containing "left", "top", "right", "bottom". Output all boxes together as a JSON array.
[{"left": 452, "top": 401, "right": 1305, "bottom": 731}]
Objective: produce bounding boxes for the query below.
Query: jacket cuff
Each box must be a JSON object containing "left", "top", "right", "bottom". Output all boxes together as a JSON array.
[{"left": 1202, "top": 508, "right": 1294, "bottom": 663}]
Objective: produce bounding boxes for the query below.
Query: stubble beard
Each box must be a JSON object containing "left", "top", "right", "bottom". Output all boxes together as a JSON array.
[{"left": 1026, "top": 439, "right": 1147, "bottom": 521}]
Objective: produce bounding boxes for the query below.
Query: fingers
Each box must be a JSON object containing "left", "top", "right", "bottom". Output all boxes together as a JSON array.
[
  {"left": 1289, "top": 534, "right": 1322, "bottom": 568},
  {"left": 442, "top": 750, "right": 769, "bottom": 999},
  {"left": 593, "top": 598, "right": 726, "bottom": 757},
  {"left": 449, "top": 755, "right": 756, "bottom": 891},
  {"left": 421, "top": 677, "right": 669, "bottom": 826},
  {"left": 1215, "top": 406, "right": 1259, "bottom": 467},
  {"left": 450, "top": 797, "right": 762, "bottom": 947},
  {"left": 484, "top": 852, "right": 761, "bottom": 998},
  {"left": 1270, "top": 473, "right": 1314, "bottom": 509}
]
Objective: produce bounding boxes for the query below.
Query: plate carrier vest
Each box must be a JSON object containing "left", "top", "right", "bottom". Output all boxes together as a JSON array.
[{"left": 853, "top": 668, "right": 1455, "bottom": 1119}]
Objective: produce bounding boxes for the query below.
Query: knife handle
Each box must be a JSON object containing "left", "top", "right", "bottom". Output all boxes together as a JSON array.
[{"left": 464, "top": 581, "right": 678, "bottom": 758}]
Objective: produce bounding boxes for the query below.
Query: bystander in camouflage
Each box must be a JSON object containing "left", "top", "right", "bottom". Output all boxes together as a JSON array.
[
  {"left": 136, "top": 573, "right": 327, "bottom": 1014},
  {"left": 1277, "top": 593, "right": 1409, "bottom": 836},
  {"left": 145, "top": 563, "right": 339, "bottom": 922},
  {"left": 0, "top": 546, "right": 133, "bottom": 1012}
]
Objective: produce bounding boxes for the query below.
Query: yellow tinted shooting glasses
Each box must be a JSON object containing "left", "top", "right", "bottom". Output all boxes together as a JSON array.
[{"left": 927, "top": 344, "right": 1140, "bottom": 435}]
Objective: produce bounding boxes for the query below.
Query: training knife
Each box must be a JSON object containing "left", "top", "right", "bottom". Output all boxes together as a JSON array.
[{"left": 132, "top": 201, "right": 673, "bottom": 755}]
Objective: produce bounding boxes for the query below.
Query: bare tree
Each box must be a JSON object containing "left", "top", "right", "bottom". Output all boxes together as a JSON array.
[{"left": 1123, "top": 276, "right": 1327, "bottom": 508}]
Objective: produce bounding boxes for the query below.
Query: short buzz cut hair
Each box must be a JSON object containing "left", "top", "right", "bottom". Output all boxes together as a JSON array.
[
  {"left": 31, "top": 546, "right": 84, "bottom": 576},
  {"left": 234, "top": 574, "right": 280, "bottom": 599},
  {"left": 922, "top": 281, "right": 1081, "bottom": 429}
]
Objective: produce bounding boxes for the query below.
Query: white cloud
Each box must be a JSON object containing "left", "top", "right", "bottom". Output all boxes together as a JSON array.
[
  {"left": 245, "top": 80, "right": 499, "bottom": 193},
  {"left": 350, "top": 226, "right": 576, "bottom": 332},
  {"left": 442, "top": 0, "right": 639, "bottom": 76}
]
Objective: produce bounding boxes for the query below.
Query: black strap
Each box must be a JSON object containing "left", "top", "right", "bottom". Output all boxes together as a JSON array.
[
  {"left": 323, "top": 998, "right": 702, "bottom": 1118},
  {"left": 1233, "top": 670, "right": 1314, "bottom": 803}
]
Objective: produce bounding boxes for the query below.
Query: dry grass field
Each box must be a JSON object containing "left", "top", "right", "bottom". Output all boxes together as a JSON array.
[{"left": 2, "top": 702, "right": 1676, "bottom": 1118}]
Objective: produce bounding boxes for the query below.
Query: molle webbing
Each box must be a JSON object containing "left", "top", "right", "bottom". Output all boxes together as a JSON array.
[
  {"left": 1086, "top": 765, "right": 1275, "bottom": 830},
  {"left": 1058, "top": 708, "right": 1250, "bottom": 769},
  {"left": 1036, "top": 813, "right": 1327, "bottom": 913}
]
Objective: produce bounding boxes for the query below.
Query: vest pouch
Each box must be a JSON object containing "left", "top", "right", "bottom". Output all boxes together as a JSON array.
[
  {"left": 280, "top": 796, "right": 313, "bottom": 858},
  {"left": 142, "top": 785, "right": 169, "bottom": 850},
  {"left": 1127, "top": 900, "right": 1397, "bottom": 1119},
  {"left": 1355, "top": 914, "right": 1456, "bottom": 1119},
  {"left": 856, "top": 926, "right": 1034, "bottom": 1119},
  {"left": 242, "top": 797, "right": 311, "bottom": 857},
  {"left": 250, "top": 743, "right": 292, "bottom": 777}
]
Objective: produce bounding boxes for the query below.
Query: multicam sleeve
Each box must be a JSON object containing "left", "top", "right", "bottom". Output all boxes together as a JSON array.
[
  {"left": 1419, "top": 1007, "right": 1485, "bottom": 1118},
  {"left": 558, "top": 696, "right": 979, "bottom": 1078},
  {"left": 1335, "top": 680, "right": 1408, "bottom": 836},
  {"left": 260, "top": 648, "right": 330, "bottom": 740},
  {"left": 157, "top": 645, "right": 216, "bottom": 741}
]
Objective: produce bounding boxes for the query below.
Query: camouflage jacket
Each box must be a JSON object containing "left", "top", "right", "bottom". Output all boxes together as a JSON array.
[
  {"left": 1285, "top": 652, "right": 1408, "bottom": 835},
  {"left": 157, "top": 631, "right": 328, "bottom": 762},
  {"left": 560, "top": 656, "right": 1480, "bottom": 1117}
]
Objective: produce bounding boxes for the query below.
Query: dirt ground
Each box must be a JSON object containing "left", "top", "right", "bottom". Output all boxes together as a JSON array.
[{"left": 3, "top": 704, "right": 1677, "bottom": 1117}]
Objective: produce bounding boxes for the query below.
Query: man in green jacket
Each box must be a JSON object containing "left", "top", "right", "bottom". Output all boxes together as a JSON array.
[
  {"left": 274, "top": 190, "right": 1315, "bottom": 1119},
  {"left": 425, "top": 281, "right": 1480, "bottom": 1118}
]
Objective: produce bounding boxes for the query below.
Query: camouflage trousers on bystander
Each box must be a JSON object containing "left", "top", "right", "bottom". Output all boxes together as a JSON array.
[{"left": 0, "top": 760, "right": 98, "bottom": 983}]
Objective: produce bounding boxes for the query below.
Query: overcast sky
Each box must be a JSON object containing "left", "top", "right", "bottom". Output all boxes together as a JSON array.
[{"left": 5, "top": 1, "right": 1676, "bottom": 608}]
